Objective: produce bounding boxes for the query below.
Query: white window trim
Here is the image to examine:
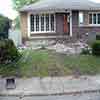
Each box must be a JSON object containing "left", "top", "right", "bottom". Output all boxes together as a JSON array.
[
  {"left": 28, "top": 13, "right": 56, "bottom": 35},
  {"left": 49, "top": 14, "right": 51, "bottom": 32},
  {"left": 88, "top": 12, "right": 100, "bottom": 26},
  {"left": 34, "top": 15, "right": 36, "bottom": 32},
  {"left": 39, "top": 15, "right": 41, "bottom": 32}
]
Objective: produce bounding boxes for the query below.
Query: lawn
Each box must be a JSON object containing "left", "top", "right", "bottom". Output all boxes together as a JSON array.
[{"left": 0, "top": 49, "right": 100, "bottom": 77}]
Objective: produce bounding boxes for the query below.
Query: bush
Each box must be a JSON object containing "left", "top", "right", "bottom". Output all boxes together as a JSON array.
[
  {"left": 92, "top": 40, "right": 100, "bottom": 56},
  {"left": 81, "top": 47, "right": 91, "bottom": 55},
  {"left": 96, "top": 35, "right": 100, "bottom": 40},
  {"left": 0, "top": 39, "right": 20, "bottom": 64},
  {"left": 0, "top": 15, "right": 10, "bottom": 33}
]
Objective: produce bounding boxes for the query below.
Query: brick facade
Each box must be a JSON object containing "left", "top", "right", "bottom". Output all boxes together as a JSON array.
[
  {"left": 20, "top": 10, "right": 100, "bottom": 42},
  {"left": 20, "top": 12, "right": 28, "bottom": 42},
  {"left": 20, "top": 12, "right": 69, "bottom": 42}
]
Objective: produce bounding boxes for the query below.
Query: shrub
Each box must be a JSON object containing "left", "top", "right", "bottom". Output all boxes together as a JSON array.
[
  {"left": 81, "top": 48, "right": 91, "bottom": 55},
  {"left": 40, "top": 45, "right": 46, "bottom": 50},
  {"left": 96, "top": 34, "right": 100, "bottom": 40},
  {"left": 0, "top": 39, "right": 20, "bottom": 64},
  {"left": 92, "top": 40, "right": 100, "bottom": 56}
]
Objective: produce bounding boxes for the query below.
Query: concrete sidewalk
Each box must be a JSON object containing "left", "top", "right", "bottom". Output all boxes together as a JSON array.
[{"left": 0, "top": 76, "right": 100, "bottom": 96}]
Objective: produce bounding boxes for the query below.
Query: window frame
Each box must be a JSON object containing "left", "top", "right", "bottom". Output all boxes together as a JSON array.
[
  {"left": 79, "top": 12, "right": 84, "bottom": 25},
  {"left": 88, "top": 12, "right": 100, "bottom": 26},
  {"left": 29, "top": 13, "right": 56, "bottom": 34}
]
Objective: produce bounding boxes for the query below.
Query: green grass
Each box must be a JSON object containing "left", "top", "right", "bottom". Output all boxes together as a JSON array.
[{"left": 0, "top": 49, "right": 100, "bottom": 77}]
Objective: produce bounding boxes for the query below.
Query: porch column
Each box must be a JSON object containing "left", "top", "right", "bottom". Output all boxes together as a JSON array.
[{"left": 70, "top": 10, "right": 72, "bottom": 37}]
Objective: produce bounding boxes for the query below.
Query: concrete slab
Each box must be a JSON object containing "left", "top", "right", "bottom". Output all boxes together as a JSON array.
[{"left": 0, "top": 76, "right": 100, "bottom": 96}]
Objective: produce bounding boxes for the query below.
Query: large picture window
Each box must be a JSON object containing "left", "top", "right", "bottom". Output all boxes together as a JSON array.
[
  {"left": 30, "top": 14, "right": 55, "bottom": 33},
  {"left": 51, "top": 14, "right": 55, "bottom": 31},
  {"left": 89, "top": 13, "right": 100, "bottom": 25},
  {"left": 30, "top": 15, "right": 34, "bottom": 32},
  {"left": 36, "top": 15, "right": 39, "bottom": 31},
  {"left": 46, "top": 14, "right": 49, "bottom": 31},
  {"left": 41, "top": 15, "right": 44, "bottom": 31}
]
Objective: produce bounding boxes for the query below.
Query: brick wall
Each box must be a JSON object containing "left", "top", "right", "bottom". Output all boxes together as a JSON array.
[{"left": 20, "top": 12, "right": 28, "bottom": 42}]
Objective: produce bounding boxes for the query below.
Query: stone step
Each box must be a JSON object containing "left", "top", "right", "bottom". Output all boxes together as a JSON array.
[{"left": 29, "top": 35, "right": 68, "bottom": 39}]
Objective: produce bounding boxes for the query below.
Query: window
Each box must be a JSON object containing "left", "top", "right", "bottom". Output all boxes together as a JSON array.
[
  {"left": 93, "top": 14, "right": 96, "bottom": 24},
  {"left": 41, "top": 15, "right": 44, "bottom": 31},
  {"left": 89, "top": 14, "right": 92, "bottom": 24},
  {"left": 30, "top": 15, "right": 34, "bottom": 32},
  {"left": 89, "top": 13, "right": 100, "bottom": 25},
  {"left": 79, "top": 12, "right": 84, "bottom": 25},
  {"left": 51, "top": 14, "right": 55, "bottom": 31},
  {"left": 46, "top": 14, "right": 49, "bottom": 31},
  {"left": 30, "top": 14, "right": 55, "bottom": 33},
  {"left": 36, "top": 15, "right": 39, "bottom": 31},
  {"left": 98, "top": 14, "right": 100, "bottom": 24}
]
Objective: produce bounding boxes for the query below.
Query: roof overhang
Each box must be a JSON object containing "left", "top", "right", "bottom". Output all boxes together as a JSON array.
[{"left": 19, "top": 0, "right": 100, "bottom": 13}]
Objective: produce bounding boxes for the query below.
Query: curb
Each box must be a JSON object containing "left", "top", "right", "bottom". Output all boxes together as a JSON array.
[{"left": 0, "top": 89, "right": 100, "bottom": 97}]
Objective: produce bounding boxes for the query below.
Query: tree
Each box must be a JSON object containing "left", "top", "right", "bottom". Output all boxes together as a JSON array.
[
  {"left": 0, "top": 15, "right": 10, "bottom": 32},
  {"left": 14, "top": 16, "right": 20, "bottom": 29},
  {"left": 12, "top": 0, "right": 39, "bottom": 11},
  {"left": 12, "top": 0, "right": 40, "bottom": 29}
]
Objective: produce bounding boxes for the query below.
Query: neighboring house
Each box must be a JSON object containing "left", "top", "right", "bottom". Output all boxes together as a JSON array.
[
  {"left": 19, "top": 0, "right": 100, "bottom": 43},
  {"left": 9, "top": 20, "right": 22, "bottom": 47}
]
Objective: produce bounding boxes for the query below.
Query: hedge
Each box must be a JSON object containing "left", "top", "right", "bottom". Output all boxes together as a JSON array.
[{"left": 92, "top": 40, "right": 100, "bottom": 56}]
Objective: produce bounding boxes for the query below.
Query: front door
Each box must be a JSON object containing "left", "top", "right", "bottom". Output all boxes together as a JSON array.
[{"left": 63, "top": 14, "right": 70, "bottom": 35}]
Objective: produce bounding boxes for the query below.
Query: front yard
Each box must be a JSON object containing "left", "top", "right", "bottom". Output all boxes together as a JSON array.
[{"left": 0, "top": 49, "right": 100, "bottom": 77}]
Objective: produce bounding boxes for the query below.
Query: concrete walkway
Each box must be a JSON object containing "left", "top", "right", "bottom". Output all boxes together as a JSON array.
[{"left": 0, "top": 76, "right": 100, "bottom": 96}]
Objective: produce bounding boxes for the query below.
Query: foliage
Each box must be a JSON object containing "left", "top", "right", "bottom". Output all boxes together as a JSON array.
[
  {"left": 0, "top": 39, "right": 20, "bottom": 64},
  {"left": 92, "top": 40, "right": 100, "bottom": 56},
  {"left": 81, "top": 46, "right": 91, "bottom": 55},
  {"left": 12, "top": 0, "right": 40, "bottom": 29},
  {"left": 0, "top": 49, "right": 99, "bottom": 77},
  {"left": 96, "top": 34, "right": 100, "bottom": 40},
  {"left": 12, "top": 0, "right": 40, "bottom": 10},
  {"left": 0, "top": 50, "right": 100, "bottom": 77},
  {"left": 0, "top": 15, "right": 10, "bottom": 33},
  {"left": 14, "top": 16, "right": 20, "bottom": 29}
]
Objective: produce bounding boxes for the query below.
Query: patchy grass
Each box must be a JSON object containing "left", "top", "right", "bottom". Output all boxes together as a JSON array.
[{"left": 0, "top": 50, "right": 100, "bottom": 77}]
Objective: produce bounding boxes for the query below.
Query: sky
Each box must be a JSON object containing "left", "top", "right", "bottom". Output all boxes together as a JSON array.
[
  {"left": 0, "top": 0, "right": 100, "bottom": 20},
  {"left": 0, "top": 0, "right": 18, "bottom": 20}
]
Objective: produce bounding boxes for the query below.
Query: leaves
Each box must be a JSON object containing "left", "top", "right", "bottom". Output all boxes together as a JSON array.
[
  {"left": 12, "top": 0, "right": 40, "bottom": 10},
  {"left": 0, "top": 15, "right": 9, "bottom": 33}
]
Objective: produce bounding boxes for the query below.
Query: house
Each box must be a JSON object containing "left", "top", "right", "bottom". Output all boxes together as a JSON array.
[{"left": 19, "top": 0, "right": 100, "bottom": 44}]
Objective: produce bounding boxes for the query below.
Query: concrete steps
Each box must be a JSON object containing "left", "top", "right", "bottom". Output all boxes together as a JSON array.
[{"left": 29, "top": 35, "right": 68, "bottom": 39}]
